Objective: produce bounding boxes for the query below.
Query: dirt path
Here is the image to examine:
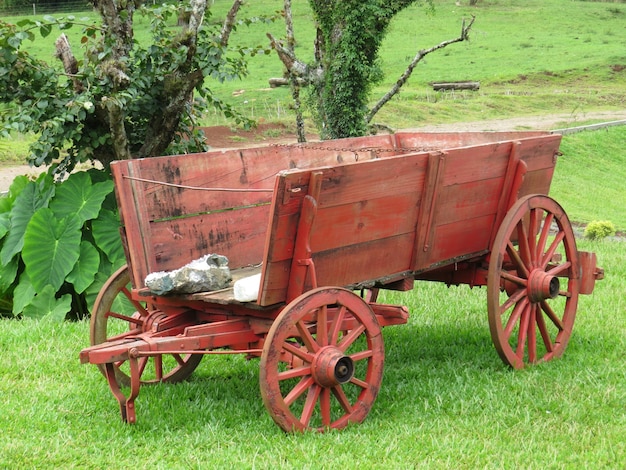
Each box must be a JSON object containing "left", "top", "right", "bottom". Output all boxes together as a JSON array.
[{"left": 2, "top": 110, "right": 626, "bottom": 192}]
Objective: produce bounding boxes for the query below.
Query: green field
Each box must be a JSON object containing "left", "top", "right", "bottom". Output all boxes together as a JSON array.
[{"left": 1, "top": 1, "right": 625, "bottom": 467}]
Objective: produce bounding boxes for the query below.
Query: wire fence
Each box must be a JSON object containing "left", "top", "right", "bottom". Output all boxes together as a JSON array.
[
  {"left": 1, "top": 0, "right": 178, "bottom": 17},
  {"left": 1, "top": 0, "right": 93, "bottom": 16}
]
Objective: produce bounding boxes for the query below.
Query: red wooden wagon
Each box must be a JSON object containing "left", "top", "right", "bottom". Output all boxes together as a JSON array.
[{"left": 80, "top": 131, "right": 603, "bottom": 431}]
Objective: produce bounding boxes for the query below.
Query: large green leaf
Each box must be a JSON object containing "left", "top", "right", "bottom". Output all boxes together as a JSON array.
[
  {"left": 49, "top": 172, "right": 114, "bottom": 225},
  {"left": 66, "top": 240, "right": 100, "bottom": 293},
  {"left": 0, "top": 175, "right": 29, "bottom": 213},
  {"left": 0, "top": 212, "right": 9, "bottom": 239},
  {"left": 22, "top": 208, "right": 82, "bottom": 292},
  {"left": 0, "top": 255, "right": 18, "bottom": 294},
  {"left": 12, "top": 272, "right": 36, "bottom": 316},
  {"left": 0, "top": 176, "right": 55, "bottom": 265},
  {"left": 22, "top": 285, "right": 71, "bottom": 321},
  {"left": 92, "top": 209, "right": 125, "bottom": 264}
]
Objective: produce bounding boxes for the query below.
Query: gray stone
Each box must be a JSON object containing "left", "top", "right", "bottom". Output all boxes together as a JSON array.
[{"left": 145, "top": 254, "right": 231, "bottom": 295}]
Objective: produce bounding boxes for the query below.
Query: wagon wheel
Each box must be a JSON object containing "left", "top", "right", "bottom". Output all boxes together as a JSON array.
[
  {"left": 260, "top": 287, "right": 384, "bottom": 432},
  {"left": 90, "top": 265, "right": 203, "bottom": 387},
  {"left": 488, "top": 195, "right": 581, "bottom": 369}
]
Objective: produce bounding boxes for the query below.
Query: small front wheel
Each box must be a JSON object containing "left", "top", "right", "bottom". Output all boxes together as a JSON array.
[
  {"left": 260, "top": 287, "right": 384, "bottom": 432},
  {"left": 90, "top": 265, "right": 203, "bottom": 386}
]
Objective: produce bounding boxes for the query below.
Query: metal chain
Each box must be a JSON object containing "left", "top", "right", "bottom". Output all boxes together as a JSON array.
[{"left": 270, "top": 142, "right": 438, "bottom": 155}]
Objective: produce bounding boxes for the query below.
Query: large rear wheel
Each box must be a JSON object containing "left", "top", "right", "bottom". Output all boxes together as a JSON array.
[{"left": 488, "top": 195, "right": 580, "bottom": 369}]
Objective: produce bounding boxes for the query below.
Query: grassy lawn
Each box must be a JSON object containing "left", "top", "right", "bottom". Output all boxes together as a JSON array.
[
  {"left": 1, "top": 0, "right": 625, "bottom": 161},
  {"left": 0, "top": 238, "right": 623, "bottom": 468},
  {"left": 1, "top": 1, "right": 625, "bottom": 467}
]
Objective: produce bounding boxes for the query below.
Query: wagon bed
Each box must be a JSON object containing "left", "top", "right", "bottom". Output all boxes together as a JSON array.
[{"left": 80, "top": 131, "right": 603, "bottom": 431}]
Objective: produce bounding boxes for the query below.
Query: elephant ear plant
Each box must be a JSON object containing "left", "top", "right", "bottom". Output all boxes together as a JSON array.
[{"left": 0, "top": 170, "right": 125, "bottom": 321}]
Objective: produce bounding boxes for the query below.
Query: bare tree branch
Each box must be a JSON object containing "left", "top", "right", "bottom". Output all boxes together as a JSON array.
[
  {"left": 366, "top": 16, "right": 475, "bottom": 124},
  {"left": 54, "top": 34, "right": 83, "bottom": 92},
  {"left": 267, "top": 32, "right": 323, "bottom": 83},
  {"left": 220, "top": 0, "right": 243, "bottom": 47},
  {"left": 282, "top": 0, "right": 306, "bottom": 142}
]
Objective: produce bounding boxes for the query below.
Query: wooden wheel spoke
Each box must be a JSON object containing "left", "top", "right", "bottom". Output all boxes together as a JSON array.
[
  {"left": 107, "top": 328, "right": 142, "bottom": 342},
  {"left": 331, "top": 385, "right": 354, "bottom": 414},
  {"left": 540, "top": 300, "right": 565, "bottom": 331},
  {"left": 296, "top": 319, "right": 320, "bottom": 353},
  {"left": 541, "top": 231, "right": 565, "bottom": 269},
  {"left": 350, "top": 349, "right": 374, "bottom": 362},
  {"left": 329, "top": 305, "right": 347, "bottom": 346},
  {"left": 516, "top": 303, "right": 531, "bottom": 358},
  {"left": 528, "top": 208, "right": 540, "bottom": 263},
  {"left": 282, "top": 341, "right": 314, "bottom": 363},
  {"left": 316, "top": 305, "right": 328, "bottom": 347},
  {"left": 120, "top": 286, "right": 149, "bottom": 315},
  {"left": 350, "top": 376, "right": 370, "bottom": 390},
  {"left": 527, "top": 305, "right": 538, "bottom": 363},
  {"left": 153, "top": 355, "right": 163, "bottom": 381},
  {"left": 516, "top": 219, "right": 533, "bottom": 268},
  {"left": 278, "top": 365, "right": 312, "bottom": 381},
  {"left": 320, "top": 388, "right": 331, "bottom": 427},
  {"left": 500, "top": 270, "right": 528, "bottom": 287},
  {"left": 536, "top": 212, "right": 554, "bottom": 260},
  {"left": 284, "top": 376, "right": 315, "bottom": 407},
  {"left": 105, "top": 310, "right": 143, "bottom": 325},
  {"left": 337, "top": 324, "right": 366, "bottom": 352},
  {"left": 504, "top": 297, "right": 528, "bottom": 340},
  {"left": 300, "top": 384, "right": 321, "bottom": 427},
  {"left": 170, "top": 353, "right": 185, "bottom": 367},
  {"left": 506, "top": 241, "right": 529, "bottom": 278},
  {"left": 547, "top": 260, "right": 571, "bottom": 278},
  {"left": 500, "top": 287, "right": 528, "bottom": 315},
  {"left": 536, "top": 307, "right": 554, "bottom": 353},
  {"left": 138, "top": 356, "right": 149, "bottom": 378}
]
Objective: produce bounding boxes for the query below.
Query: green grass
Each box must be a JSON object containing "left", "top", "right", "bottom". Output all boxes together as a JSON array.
[
  {"left": 0, "top": 239, "right": 623, "bottom": 468},
  {"left": 552, "top": 126, "right": 626, "bottom": 231}
]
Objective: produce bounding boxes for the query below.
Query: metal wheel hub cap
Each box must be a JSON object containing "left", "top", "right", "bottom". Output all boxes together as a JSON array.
[
  {"left": 311, "top": 346, "right": 355, "bottom": 387},
  {"left": 528, "top": 269, "right": 560, "bottom": 303}
]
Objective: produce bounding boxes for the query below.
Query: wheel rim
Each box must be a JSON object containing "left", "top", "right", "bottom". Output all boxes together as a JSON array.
[
  {"left": 90, "top": 265, "right": 202, "bottom": 386},
  {"left": 488, "top": 195, "right": 580, "bottom": 369},
  {"left": 260, "top": 287, "right": 384, "bottom": 432}
]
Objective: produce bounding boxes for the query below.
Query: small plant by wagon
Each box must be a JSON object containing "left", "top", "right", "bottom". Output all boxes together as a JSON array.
[{"left": 80, "top": 131, "right": 603, "bottom": 431}]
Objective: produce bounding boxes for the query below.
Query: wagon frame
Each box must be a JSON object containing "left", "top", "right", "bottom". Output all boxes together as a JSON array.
[{"left": 80, "top": 131, "right": 603, "bottom": 431}]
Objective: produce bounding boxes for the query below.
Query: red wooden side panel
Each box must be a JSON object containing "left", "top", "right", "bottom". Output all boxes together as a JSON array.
[
  {"left": 413, "top": 134, "right": 562, "bottom": 270},
  {"left": 394, "top": 131, "right": 550, "bottom": 150},
  {"left": 259, "top": 152, "right": 430, "bottom": 305},
  {"left": 111, "top": 135, "right": 398, "bottom": 288}
]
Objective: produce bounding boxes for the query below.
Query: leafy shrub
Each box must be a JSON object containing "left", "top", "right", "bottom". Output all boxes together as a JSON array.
[
  {"left": 0, "top": 170, "right": 125, "bottom": 320},
  {"left": 584, "top": 220, "right": 616, "bottom": 240}
]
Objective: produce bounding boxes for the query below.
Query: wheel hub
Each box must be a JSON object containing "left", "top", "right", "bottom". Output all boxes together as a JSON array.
[
  {"left": 311, "top": 346, "right": 355, "bottom": 387},
  {"left": 528, "top": 269, "right": 560, "bottom": 303}
]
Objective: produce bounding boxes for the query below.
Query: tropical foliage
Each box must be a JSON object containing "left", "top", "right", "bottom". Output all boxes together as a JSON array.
[{"left": 0, "top": 170, "right": 123, "bottom": 319}]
